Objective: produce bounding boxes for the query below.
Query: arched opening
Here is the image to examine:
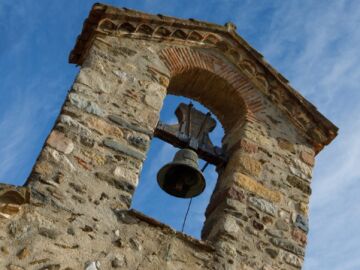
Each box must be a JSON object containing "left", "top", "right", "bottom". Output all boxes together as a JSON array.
[
  {"left": 131, "top": 94, "right": 224, "bottom": 238},
  {"left": 168, "top": 68, "right": 247, "bottom": 134},
  {"left": 131, "top": 60, "right": 251, "bottom": 238}
]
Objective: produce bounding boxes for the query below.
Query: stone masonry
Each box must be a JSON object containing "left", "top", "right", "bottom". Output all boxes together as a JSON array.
[{"left": 0, "top": 3, "right": 337, "bottom": 270}]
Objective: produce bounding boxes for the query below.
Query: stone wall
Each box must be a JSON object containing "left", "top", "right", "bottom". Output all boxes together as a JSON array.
[{"left": 0, "top": 5, "right": 335, "bottom": 270}]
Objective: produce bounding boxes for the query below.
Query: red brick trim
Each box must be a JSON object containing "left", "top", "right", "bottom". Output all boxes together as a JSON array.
[{"left": 160, "top": 47, "right": 264, "bottom": 128}]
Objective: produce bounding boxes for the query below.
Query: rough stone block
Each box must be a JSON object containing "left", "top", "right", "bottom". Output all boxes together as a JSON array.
[
  {"left": 7, "top": 265, "right": 25, "bottom": 270},
  {"left": 108, "top": 115, "right": 153, "bottom": 136},
  {"left": 283, "top": 252, "right": 303, "bottom": 268},
  {"left": 46, "top": 130, "right": 74, "bottom": 154},
  {"left": 295, "top": 214, "right": 309, "bottom": 233},
  {"left": 265, "top": 248, "right": 279, "bottom": 259},
  {"left": 233, "top": 173, "right": 282, "bottom": 203},
  {"left": 277, "top": 137, "right": 295, "bottom": 153},
  {"left": 85, "top": 115, "right": 123, "bottom": 138},
  {"left": 275, "top": 219, "right": 289, "bottom": 231},
  {"left": 270, "top": 238, "right": 304, "bottom": 256},
  {"left": 103, "top": 138, "right": 145, "bottom": 161},
  {"left": 248, "top": 196, "right": 277, "bottom": 216},
  {"left": 144, "top": 93, "right": 163, "bottom": 110},
  {"left": 298, "top": 202, "right": 309, "bottom": 215},
  {"left": 95, "top": 172, "right": 135, "bottom": 193},
  {"left": 68, "top": 93, "right": 105, "bottom": 117},
  {"left": 286, "top": 175, "right": 311, "bottom": 195},
  {"left": 113, "top": 166, "right": 139, "bottom": 186},
  {"left": 239, "top": 138, "right": 258, "bottom": 153},
  {"left": 127, "top": 133, "right": 149, "bottom": 150},
  {"left": 226, "top": 152, "right": 262, "bottom": 177},
  {"left": 300, "top": 151, "right": 315, "bottom": 166},
  {"left": 77, "top": 67, "right": 112, "bottom": 93},
  {"left": 222, "top": 216, "right": 240, "bottom": 236},
  {"left": 59, "top": 115, "right": 92, "bottom": 137},
  {"left": 292, "top": 228, "right": 307, "bottom": 246}
]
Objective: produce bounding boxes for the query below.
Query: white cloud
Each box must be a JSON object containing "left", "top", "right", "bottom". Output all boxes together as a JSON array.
[{"left": 239, "top": 1, "right": 360, "bottom": 269}]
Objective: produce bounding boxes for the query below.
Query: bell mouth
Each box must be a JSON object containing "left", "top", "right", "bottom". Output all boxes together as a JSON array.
[{"left": 157, "top": 163, "right": 206, "bottom": 198}]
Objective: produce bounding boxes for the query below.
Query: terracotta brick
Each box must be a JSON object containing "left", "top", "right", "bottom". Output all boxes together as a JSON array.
[{"left": 161, "top": 47, "right": 265, "bottom": 123}]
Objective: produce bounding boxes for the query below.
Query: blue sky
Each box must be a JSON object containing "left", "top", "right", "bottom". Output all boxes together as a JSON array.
[{"left": 1, "top": 1, "right": 359, "bottom": 269}]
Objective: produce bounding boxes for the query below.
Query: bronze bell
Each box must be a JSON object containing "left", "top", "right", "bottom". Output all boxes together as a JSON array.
[{"left": 157, "top": 148, "right": 206, "bottom": 198}]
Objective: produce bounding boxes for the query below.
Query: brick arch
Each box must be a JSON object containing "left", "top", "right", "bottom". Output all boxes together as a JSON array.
[{"left": 160, "top": 47, "right": 264, "bottom": 134}]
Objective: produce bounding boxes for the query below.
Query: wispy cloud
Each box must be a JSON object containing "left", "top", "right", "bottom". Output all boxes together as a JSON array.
[{"left": 237, "top": 1, "right": 360, "bottom": 269}]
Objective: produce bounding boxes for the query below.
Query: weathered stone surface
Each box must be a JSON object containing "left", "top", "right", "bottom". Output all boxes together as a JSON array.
[
  {"left": 262, "top": 264, "right": 275, "bottom": 270},
  {"left": 7, "top": 265, "right": 25, "bottom": 270},
  {"left": 95, "top": 172, "right": 135, "bottom": 193},
  {"left": 127, "top": 133, "right": 149, "bottom": 150},
  {"left": 275, "top": 219, "right": 289, "bottom": 231},
  {"left": 108, "top": 115, "right": 153, "bottom": 136},
  {"left": 252, "top": 220, "right": 264, "bottom": 230},
  {"left": 248, "top": 196, "right": 276, "bottom": 216},
  {"left": 279, "top": 210, "right": 291, "bottom": 223},
  {"left": 144, "top": 93, "right": 163, "bottom": 110},
  {"left": 85, "top": 261, "right": 101, "bottom": 270},
  {"left": 69, "top": 93, "right": 105, "bottom": 117},
  {"left": 111, "top": 255, "right": 126, "bottom": 268},
  {"left": 17, "top": 247, "right": 29, "bottom": 259},
  {"left": 225, "top": 199, "right": 247, "bottom": 217},
  {"left": 233, "top": 173, "right": 282, "bottom": 203},
  {"left": 265, "top": 248, "right": 279, "bottom": 259},
  {"left": 77, "top": 67, "right": 112, "bottom": 93},
  {"left": 283, "top": 252, "right": 303, "bottom": 268},
  {"left": 227, "top": 187, "right": 245, "bottom": 202},
  {"left": 38, "top": 227, "right": 59, "bottom": 240},
  {"left": 292, "top": 228, "right": 307, "bottom": 246},
  {"left": 59, "top": 115, "right": 92, "bottom": 137},
  {"left": 286, "top": 175, "right": 311, "bottom": 195},
  {"left": 112, "top": 70, "right": 135, "bottom": 83},
  {"left": 103, "top": 138, "right": 145, "bottom": 160},
  {"left": 39, "top": 264, "right": 61, "bottom": 270},
  {"left": 117, "top": 46, "right": 137, "bottom": 57},
  {"left": 300, "top": 151, "right": 315, "bottom": 166},
  {"left": 85, "top": 115, "right": 123, "bottom": 138},
  {"left": 226, "top": 153, "right": 262, "bottom": 177},
  {"left": 295, "top": 214, "right": 309, "bottom": 233},
  {"left": 298, "top": 202, "right": 309, "bottom": 215},
  {"left": 266, "top": 229, "right": 284, "bottom": 238},
  {"left": 270, "top": 238, "right": 304, "bottom": 256},
  {"left": 46, "top": 131, "right": 74, "bottom": 154},
  {"left": 0, "top": 203, "right": 21, "bottom": 218},
  {"left": 222, "top": 216, "right": 240, "bottom": 236},
  {"left": 277, "top": 137, "right": 295, "bottom": 153},
  {"left": 113, "top": 166, "right": 138, "bottom": 185},
  {"left": 239, "top": 138, "right": 258, "bottom": 154}
]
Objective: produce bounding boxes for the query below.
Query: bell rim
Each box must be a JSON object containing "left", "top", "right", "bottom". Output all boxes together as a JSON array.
[{"left": 156, "top": 162, "right": 206, "bottom": 198}]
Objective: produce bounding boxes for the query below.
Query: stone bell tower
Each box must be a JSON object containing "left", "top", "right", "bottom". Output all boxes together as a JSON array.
[{"left": 0, "top": 3, "right": 337, "bottom": 270}]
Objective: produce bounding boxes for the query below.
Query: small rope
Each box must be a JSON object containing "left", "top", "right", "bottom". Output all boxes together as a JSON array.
[
  {"left": 181, "top": 198, "right": 193, "bottom": 233},
  {"left": 181, "top": 162, "right": 209, "bottom": 233}
]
